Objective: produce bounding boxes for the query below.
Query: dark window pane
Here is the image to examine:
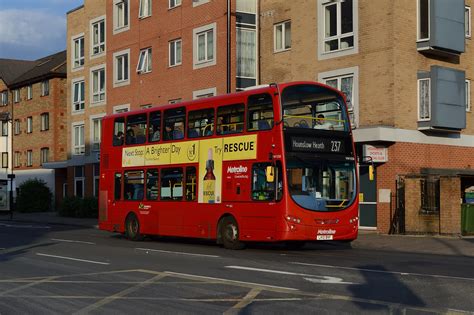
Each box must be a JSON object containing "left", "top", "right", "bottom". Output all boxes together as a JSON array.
[
  {"left": 341, "top": 0, "right": 353, "bottom": 34},
  {"left": 147, "top": 169, "right": 159, "bottom": 200},
  {"left": 419, "top": 0, "right": 429, "bottom": 39},
  {"left": 124, "top": 170, "right": 145, "bottom": 201},
  {"left": 188, "top": 108, "right": 215, "bottom": 138},
  {"left": 160, "top": 168, "right": 183, "bottom": 200},
  {"left": 217, "top": 104, "right": 245, "bottom": 135},
  {"left": 247, "top": 93, "right": 274, "bottom": 131}
]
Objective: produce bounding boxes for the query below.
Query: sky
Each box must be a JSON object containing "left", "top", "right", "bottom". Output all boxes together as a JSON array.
[{"left": 0, "top": 0, "right": 83, "bottom": 61}]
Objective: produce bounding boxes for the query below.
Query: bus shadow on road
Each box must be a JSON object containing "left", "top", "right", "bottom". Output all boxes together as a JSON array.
[{"left": 347, "top": 264, "right": 426, "bottom": 312}]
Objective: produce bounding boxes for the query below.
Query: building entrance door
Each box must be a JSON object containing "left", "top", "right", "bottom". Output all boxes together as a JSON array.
[{"left": 359, "top": 165, "right": 377, "bottom": 229}]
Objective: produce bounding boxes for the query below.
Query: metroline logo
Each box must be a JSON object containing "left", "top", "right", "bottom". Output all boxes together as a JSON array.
[
  {"left": 227, "top": 165, "right": 248, "bottom": 174},
  {"left": 317, "top": 229, "right": 336, "bottom": 235}
]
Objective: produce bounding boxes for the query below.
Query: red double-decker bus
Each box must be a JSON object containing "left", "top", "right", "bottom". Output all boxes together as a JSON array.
[{"left": 99, "top": 81, "right": 359, "bottom": 249}]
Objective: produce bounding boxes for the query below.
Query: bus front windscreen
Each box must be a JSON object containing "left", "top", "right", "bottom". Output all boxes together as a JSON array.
[
  {"left": 287, "top": 158, "right": 356, "bottom": 211},
  {"left": 281, "top": 84, "right": 349, "bottom": 131}
]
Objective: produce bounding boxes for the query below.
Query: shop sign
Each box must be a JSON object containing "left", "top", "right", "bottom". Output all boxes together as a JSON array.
[{"left": 363, "top": 145, "right": 388, "bottom": 163}]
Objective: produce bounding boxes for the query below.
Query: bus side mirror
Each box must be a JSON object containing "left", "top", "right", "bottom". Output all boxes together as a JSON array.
[
  {"left": 369, "top": 165, "right": 374, "bottom": 181},
  {"left": 266, "top": 166, "right": 275, "bottom": 183}
]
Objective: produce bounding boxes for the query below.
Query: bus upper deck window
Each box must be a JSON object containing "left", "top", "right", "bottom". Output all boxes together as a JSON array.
[
  {"left": 216, "top": 104, "right": 245, "bottom": 135},
  {"left": 188, "top": 108, "right": 215, "bottom": 138},
  {"left": 247, "top": 93, "right": 274, "bottom": 131},
  {"left": 113, "top": 118, "right": 125, "bottom": 146},
  {"left": 164, "top": 107, "right": 186, "bottom": 141},
  {"left": 126, "top": 114, "right": 147, "bottom": 145},
  {"left": 149, "top": 111, "right": 161, "bottom": 143}
]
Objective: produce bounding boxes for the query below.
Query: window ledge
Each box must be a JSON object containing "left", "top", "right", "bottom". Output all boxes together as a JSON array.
[
  {"left": 113, "top": 80, "right": 130, "bottom": 88},
  {"left": 193, "top": 59, "right": 216, "bottom": 70},
  {"left": 90, "top": 52, "right": 106, "bottom": 60},
  {"left": 72, "top": 66, "right": 85, "bottom": 72},
  {"left": 168, "top": 5, "right": 181, "bottom": 11},
  {"left": 113, "top": 26, "right": 130, "bottom": 35},
  {"left": 273, "top": 48, "right": 291, "bottom": 54}
]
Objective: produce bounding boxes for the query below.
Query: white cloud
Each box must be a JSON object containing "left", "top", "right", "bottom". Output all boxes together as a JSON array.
[{"left": 0, "top": 9, "right": 65, "bottom": 48}]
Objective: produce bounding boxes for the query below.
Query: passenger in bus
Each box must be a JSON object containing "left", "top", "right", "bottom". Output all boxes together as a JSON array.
[
  {"left": 126, "top": 128, "right": 136, "bottom": 144},
  {"left": 314, "top": 114, "right": 333, "bottom": 130},
  {"left": 173, "top": 122, "right": 184, "bottom": 139},
  {"left": 151, "top": 126, "right": 160, "bottom": 141},
  {"left": 163, "top": 124, "right": 174, "bottom": 140},
  {"left": 113, "top": 131, "right": 124, "bottom": 146}
]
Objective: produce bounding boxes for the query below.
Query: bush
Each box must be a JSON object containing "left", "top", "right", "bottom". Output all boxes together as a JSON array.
[
  {"left": 59, "top": 196, "right": 98, "bottom": 218},
  {"left": 16, "top": 179, "right": 52, "bottom": 213}
]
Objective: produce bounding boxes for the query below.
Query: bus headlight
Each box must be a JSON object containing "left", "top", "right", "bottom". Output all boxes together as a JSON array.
[{"left": 285, "top": 215, "right": 302, "bottom": 224}]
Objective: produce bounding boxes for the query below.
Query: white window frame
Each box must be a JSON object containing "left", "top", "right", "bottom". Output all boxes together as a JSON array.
[
  {"left": 466, "top": 79, "right": 471, "bottom": 112},
  {"left": 113, "top": 104, "right": 130, "bottom": 113},
  {"left": 13, "top": 89, "right": 20, "bottom": 103},
  {"left": 90, "top": 16, "right": 106, "bottom": 58},
  {"left": 0, "top": 91, "right": 7, "bottom": 106},
  {"left": 168, "top": 98, "right": 182, "bottom": 104},
  {"left": 41, "top": 80, "right": 49, "bottom": 96},
  {"left": 113, "top": 0, "right": 130, "bottom": 34},
  {"left": 72, "top": 122, "right": 85, "bottom": 155},
  {"left": 14, "top": 120, "right": 20, "bottom": 135},
  {"left": 40, "top": 147, "right": 49, "bottom": 165},
  {"left": 137, "top": 48, "right": 152, "bottom": 74},
  {"left": 1, "top": 121, "right": 8, "bottom": 137},
  {"left": 26, "top": 117, "right": 32, "bottom": 134},
  {"left": 71, "top": 33, "right": 85, "bottom": 69},
  {"left": 193, "top": 87, "right": 216, "bottom": 100},
  {"left": 318, "top": 0, "right": 359, "bottom": 60},
  {"left": 169, "top": 38, "right": 182, "bottom": 67},
  {"left": 90, "top": 64, "right": 106, "bottom": 105},
  {"left": 169, "top": 0, "right": 181, "bottom": 9},
  {"left": 139, "top": 0, "right": 152, "bottom": 18},
  {"left": 113, "top": 49, "right": 130, "bottom": 87},
  {"left": 40, "top": 113, "right": 49, "bottom": 131},
  {"left": 193, "top": 23, "right": 217, "bottom": 69},
  {"left": 418, "top": 78, "right": 431, "bottom": 121},
  {"left": 318, "top": 66, "right": 359, "bottom": 129},
  {"left": 74, "top": 166, "right": 85, "bottom": 198},
  {"left": 26, "top": 150, "right": 33, "bottom": 167},
  {"left": 417, "top": 0, "right": 430, "bottom": 41},
  {"left": 193, "top": 0, "right": 209, "bottom": 7},
  {"left": 273, "top": 21, "right": 291, "bottom": 52},
  {"left": 27, "top": 85, "right": 32, "bottom": 100},
  {"left": 90, "top": 113, "right": 105, "bottom": 152},
  {"left": 14, "top": 152, "right": 20, "bottom": 168},
  {"left": 93, "top": 164, "right": 100, "bottom": 197},
  {"left": 72, "top": 77, "right": 85, "bottom": 113},
  {"left": 2, "top": 152, "right": 8, "bottom": 169},
  {"left": 466, "top": 6, "right": 472, "bottom": 39}
]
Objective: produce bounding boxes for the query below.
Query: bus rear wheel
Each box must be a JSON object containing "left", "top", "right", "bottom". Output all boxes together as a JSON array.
[
  {"left": 221, "top": 217, "right": 245, "bottom": 250},
  {"left": 125, "top": 213, "right": 143, "bottom": 241}
]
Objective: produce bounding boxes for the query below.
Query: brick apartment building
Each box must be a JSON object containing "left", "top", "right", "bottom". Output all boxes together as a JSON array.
[
  {"left": 61, "top": 0, "right": 257, "bottom": 199},
  {"left": 259, "top": 0, "right": 473, "bottom": 234},
  {"left": 49, "top": 0, "right": 108, "bottom": 200},
  {"left": 0, "top": 51, "right": 68, "bottom": 207}
]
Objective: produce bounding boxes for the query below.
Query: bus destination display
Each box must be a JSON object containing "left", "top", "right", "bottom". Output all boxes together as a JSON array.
[{"left": 289, "top": 136, "right": 346, "bottom": 154}]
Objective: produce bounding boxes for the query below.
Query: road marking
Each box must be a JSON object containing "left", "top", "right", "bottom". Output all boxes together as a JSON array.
[
  {"left": 36, "top": 253, "right": 110, "bottom": 265},
  {"left": 224, "top": 288, "right": 262, "bottom": 315},
  {"left": 136, "top": 247, "right": 220, "bottom": 258},
  {"left": 0, "top": 222, "right": 50, "bottom": 229},
  {"left": 0, "top": 276, "right": 60, "bottom": 296},
  {"left": 73, "top": 274, "right": 166, "bottom": 314},
  {"left": 225, "top": 265, "right": 353, "bottom": 284},
  {"left": 291, "top": 262, "right": 474, "bottom": 282},
  {"left": 164, "top": 271, "right": 299, "bottom": 291},
  {"left": 51, "top": 238, "right": 95, "bottom": 245}
]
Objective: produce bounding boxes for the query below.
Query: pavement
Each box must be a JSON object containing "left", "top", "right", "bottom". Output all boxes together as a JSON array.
[{"left": 1, "top": 211, "right": 474, "bottom": 258}]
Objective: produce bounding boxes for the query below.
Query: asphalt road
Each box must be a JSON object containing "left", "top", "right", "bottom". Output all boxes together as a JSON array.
[{"left": 1, "top": 221, "right": 474, "bottom": 314}]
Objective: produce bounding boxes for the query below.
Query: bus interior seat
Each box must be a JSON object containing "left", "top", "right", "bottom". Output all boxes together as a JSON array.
[{"left": 258, "top": 119, "right": 271, "bottom": 130}]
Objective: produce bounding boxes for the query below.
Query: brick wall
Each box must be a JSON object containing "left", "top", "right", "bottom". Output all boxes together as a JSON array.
[{"left": 106, "top": 0, "right": 236, "bottom": 112}]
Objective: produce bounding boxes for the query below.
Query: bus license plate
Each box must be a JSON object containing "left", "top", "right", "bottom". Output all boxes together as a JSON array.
[{"left": 317, "top": 235, "right": 333, "bottom": 240}]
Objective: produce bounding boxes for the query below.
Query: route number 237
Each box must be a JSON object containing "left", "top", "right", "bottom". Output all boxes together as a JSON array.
[{"left": 331, "top": 141, "right": 342, "bottom": 152}]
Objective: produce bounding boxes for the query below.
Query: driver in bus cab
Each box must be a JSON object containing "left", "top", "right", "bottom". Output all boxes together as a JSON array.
[{"left": 314, "top": 114, "right": 333, "bottom": 130}]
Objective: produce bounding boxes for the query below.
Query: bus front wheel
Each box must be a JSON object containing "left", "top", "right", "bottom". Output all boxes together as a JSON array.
[
  {"left": 221, "top": 217, "right": 245, "bottom": 250},
  {"left": 125, "top": 213, "right": 143, "bottom": 241}
]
